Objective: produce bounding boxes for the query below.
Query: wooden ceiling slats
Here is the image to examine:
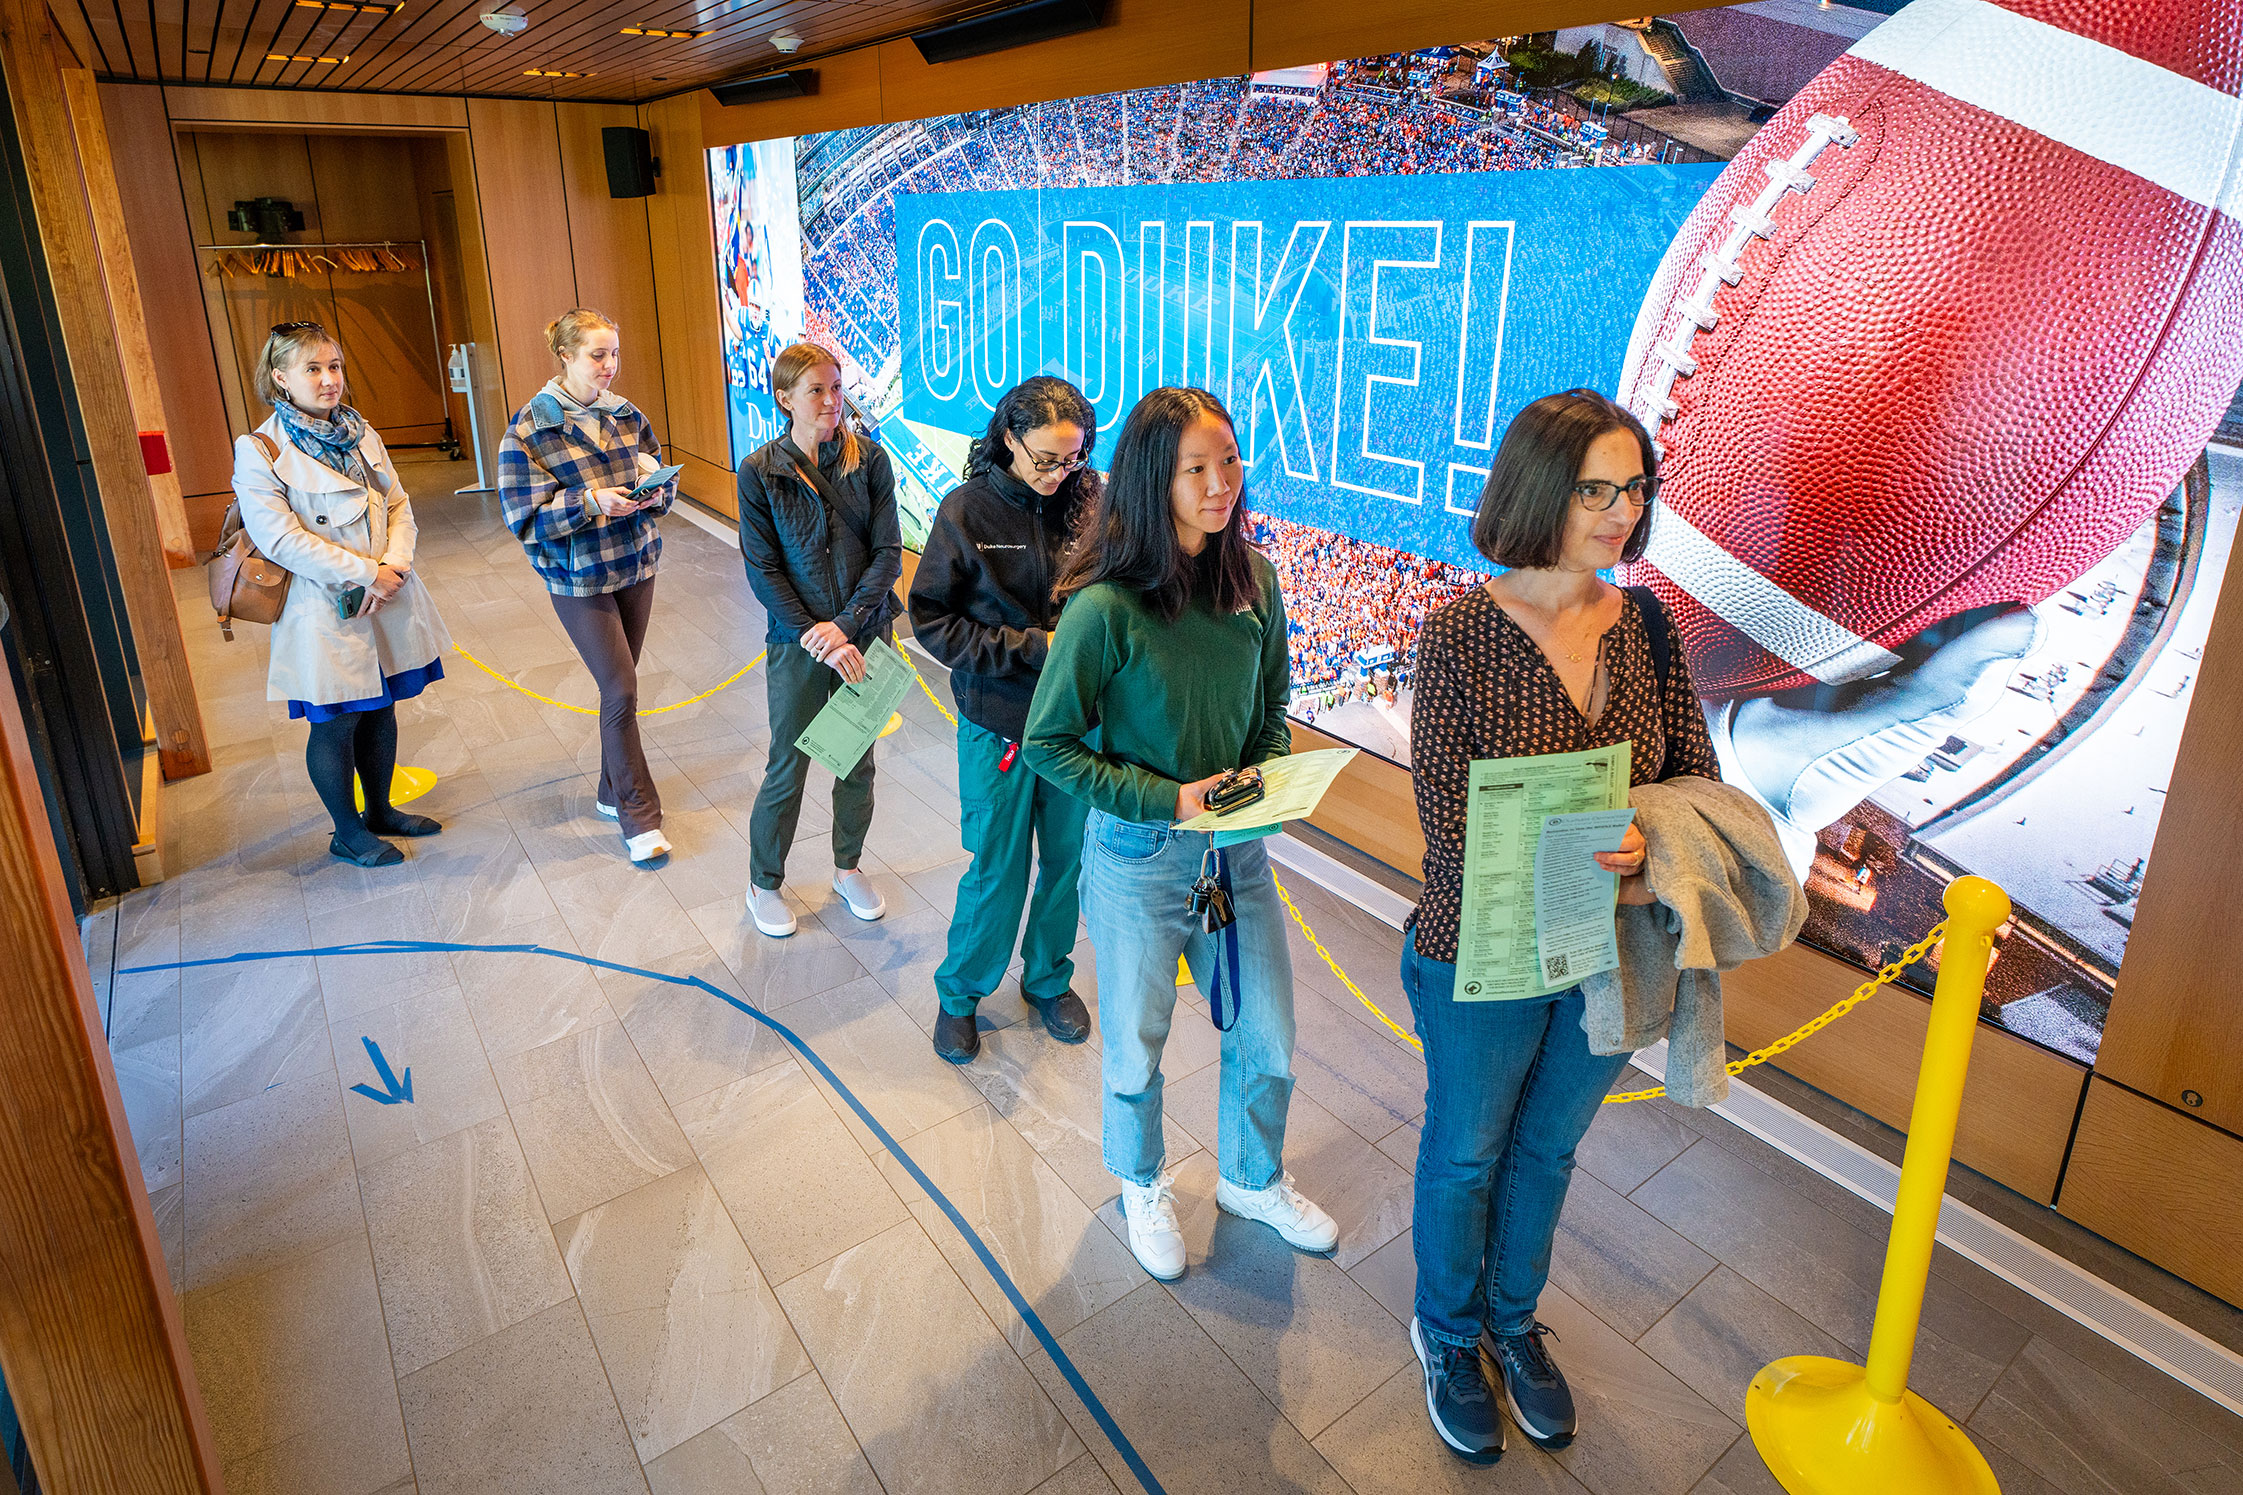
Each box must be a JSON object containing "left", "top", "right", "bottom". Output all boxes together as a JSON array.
[{"left": 75, "top": 0, "right": 977, "bottom": 100}]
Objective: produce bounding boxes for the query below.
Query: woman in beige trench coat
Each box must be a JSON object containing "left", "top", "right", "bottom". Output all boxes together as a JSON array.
[{"left": 233, "top": 322, "right": 451, "bottom": 867}]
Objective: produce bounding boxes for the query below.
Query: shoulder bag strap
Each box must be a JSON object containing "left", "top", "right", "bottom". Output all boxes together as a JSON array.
[
  {"left": 1625, "top": 583, "right": 1675, "bottom": 780},
  {"left": 251, "top": 431, "right": 280, "bottom": 465}
]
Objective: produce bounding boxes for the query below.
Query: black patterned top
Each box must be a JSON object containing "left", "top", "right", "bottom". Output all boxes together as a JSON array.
[{"left": 1408, "top": 586, "right": 1720, "bottom": 963}]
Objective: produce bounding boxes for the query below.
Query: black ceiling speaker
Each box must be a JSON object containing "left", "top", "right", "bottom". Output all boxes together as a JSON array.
[
  {"left": 601, "top": 126, "right": 657, "bottom": 198},
  {"left": 708, "top": 68, "right": 817, "bottom": 106},
  {"left": 910, "top": 0, "right": 1104, "bottom": 64}
]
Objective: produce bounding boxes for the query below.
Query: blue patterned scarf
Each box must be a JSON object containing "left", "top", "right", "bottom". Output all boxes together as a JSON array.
[{"left": 274, "top": 399, "right": 376, "bottom": 489}]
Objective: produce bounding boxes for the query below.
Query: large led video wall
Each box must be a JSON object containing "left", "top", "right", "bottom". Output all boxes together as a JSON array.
[{"left": 709, "top": 31, "right": 2242, "bottom": 1066}]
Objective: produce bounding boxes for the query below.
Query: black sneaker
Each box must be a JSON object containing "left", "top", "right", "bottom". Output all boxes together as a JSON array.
[
  {"left": 932, "top": 1010, "right": 980, "bottom": 1063},
  {"left": 1411, "top": 1317, "right": 1503, "bottom": 1464},
  {"left": 1483, "top": 1322, "right": 1576, "bottom": 1449},
  {"left": 1023, "top": 989, "right": 1091, "bottom": 1043}
]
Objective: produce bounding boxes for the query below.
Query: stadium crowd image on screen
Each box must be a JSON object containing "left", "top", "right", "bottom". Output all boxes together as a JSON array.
[{"left": 707, "top": 18, "right": 2243, "bottom": 1068}]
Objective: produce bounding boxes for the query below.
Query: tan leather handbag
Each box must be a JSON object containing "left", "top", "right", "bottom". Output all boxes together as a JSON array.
[{"left": 207, "top": 432, "right": 292, "bottom": 641}]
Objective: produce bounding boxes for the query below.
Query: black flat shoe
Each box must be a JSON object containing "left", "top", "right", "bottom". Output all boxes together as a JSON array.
[
  {"left": 329, "top": 834, "right": 404, "bottom": 867},
  {"left": 933, "top": 1009, "right": 981, "bottom": 1064},
  {"left": 1024, "top": 989, "right": 1091, "bottom": 1043},
  {"left": 364, "top": 810, "right": 441, "bottom": 837}
]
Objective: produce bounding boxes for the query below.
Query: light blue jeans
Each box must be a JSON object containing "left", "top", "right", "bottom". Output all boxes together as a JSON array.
[{"left": 1080, "top": 809, "right": 1297, "bottom": 1189}]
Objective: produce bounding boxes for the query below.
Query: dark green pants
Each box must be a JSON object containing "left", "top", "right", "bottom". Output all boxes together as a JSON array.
[
  {"left": 749, "top": 636, "right": 878, "bottom": 890},
  {"left": 935, "top": 720, "right": 1087, "bottom": 1015}
]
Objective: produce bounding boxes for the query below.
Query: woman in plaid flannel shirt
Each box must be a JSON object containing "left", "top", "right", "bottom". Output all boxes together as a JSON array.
[{"left": 499, "top": 308, "right": 680, "bottom": 863}]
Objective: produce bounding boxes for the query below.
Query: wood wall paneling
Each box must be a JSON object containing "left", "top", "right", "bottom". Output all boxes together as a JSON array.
[
  {"left": 2, "top": 4, "right": 211, "bottom": 780},
  {"left": 699, "top": 43, "right": 885, "bottom": 151},
  {"left": 639, "top": 90, "right": 732, "bottom": 488},
  {"left": 2058, "top": 1079, "right": 2243, "bottom": 1307},
  {"left": 2092, "top": 517, "right": 2243, "bottom": 1137},
  {"left": 95, "top": 83, "right": 237, "bottom": 542},
  {"left": 465, "top": 98, "right": 578, "bottom": 417},
  {"left": 1724, "top": 939, "right": 2088, "bottom": 1202},
  {"left": 60, "top": 71, "right": 193, "bottom": 564},
  {"left": 0, "top": 596, "right": 219, "bottom": 1493},
  {"left": 173, "top": 133, "right": 257, "bottom": 444},
  {"left": 1288, "top": 721, "right": 1426, "bottom": 881},
  {"left": 872, "top": 0, "right": 1249, "bottom": 129},
  {"left": 159, "top": 85, "right": 468, "bottom": 130},
  {"left": 440, "top": 129, "right": 510, "bottom": 468},
  {"left": 303, "top": 132, "right": 451, "bottom": 441},
  {"left": 555, "top": 102, "right": 669, "bottom": 440},
  {"left": 411, "top": 136, "right": 474, "bottom": 440}
]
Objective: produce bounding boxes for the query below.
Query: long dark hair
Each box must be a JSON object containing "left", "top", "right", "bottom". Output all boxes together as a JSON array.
[
  {"left": 1472, "top": 388, "right": 1657, "bottom": 569},
  {"left": 1053, "top": 386, "right": 1262, "bottom": 622},
  {"left": 965, "top": 375, "right": 1100, "bottom": 503}
]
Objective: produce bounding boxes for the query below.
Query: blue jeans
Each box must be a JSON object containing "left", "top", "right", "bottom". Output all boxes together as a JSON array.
[
  {"left": 1403, "top": 927, "right": 1631, "bottom": 1346},
  {"left": 1080, "top": 810, "right": 1296, "bottom": 1189}
]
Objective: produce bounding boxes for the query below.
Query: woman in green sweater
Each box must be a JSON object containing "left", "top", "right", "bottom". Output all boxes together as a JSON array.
[{"left": 1023, "top": 386, "right": 1337, "bottom": 1282}]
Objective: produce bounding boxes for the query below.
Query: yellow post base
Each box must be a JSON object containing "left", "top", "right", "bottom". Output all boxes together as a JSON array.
[
  {"left": 1747, "top": 1356, "right": 1999, "bottom": 1495},
  {"left": 352, "top": 766, "right": 438, "bottom": 812}
]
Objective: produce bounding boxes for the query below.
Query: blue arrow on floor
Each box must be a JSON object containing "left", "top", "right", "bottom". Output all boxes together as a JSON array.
[{"left": 350, "top": 1036, "right": 414, "bottom": 1105}]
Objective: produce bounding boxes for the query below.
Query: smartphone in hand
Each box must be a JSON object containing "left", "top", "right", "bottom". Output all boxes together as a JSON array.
[{"left": 337, "top": 584, "right": 366, "bottom": 620}]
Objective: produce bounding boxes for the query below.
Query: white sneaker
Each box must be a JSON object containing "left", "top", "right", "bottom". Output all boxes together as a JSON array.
[
  {"left": 832, "top": 868, "right": 886, "bottom": 921},
  {"left": 1120, "top": 1172, "right": 1186, "bottom": 1280},
  {"left": 746, "top": 885, "right": 797, "bottom": 938},
  {"left": 625, "top": 828, "right": 671, "bottom": 863},
  {"left": 595, "top": 800, "right": 618, "bottom": 819},
  {"left": 1217, "top": 1170, "right": 1339, "bottom": 1252}
]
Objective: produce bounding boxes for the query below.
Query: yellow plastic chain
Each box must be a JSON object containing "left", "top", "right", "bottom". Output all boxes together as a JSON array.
[
  {"left": 1272, "top": 873, "right": 1947, "bottom": 1105},
  {"left": 903, "top": 647, "right": 960, "bottom": 728},
  {"left": 450, "top": 643, "right": 764, "bottom": 717}
]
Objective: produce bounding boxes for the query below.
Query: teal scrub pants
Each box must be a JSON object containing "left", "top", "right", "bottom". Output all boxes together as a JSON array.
[{"left": 935, "top": 719, "right": 1088, "bottom": 1015}]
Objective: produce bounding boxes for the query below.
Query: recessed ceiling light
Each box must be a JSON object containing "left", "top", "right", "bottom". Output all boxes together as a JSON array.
[
  {"left": 294, "top": 1, "right": 399, "bottom": 13},
  {"left": 621, "top": 24, "right": 708, "bottom": 37},
  {"left": 268, "top": 51, "right": 350, "bottom": 61},
  {"left": 522, "top": 67, "right": 591, "bottom": 76}
]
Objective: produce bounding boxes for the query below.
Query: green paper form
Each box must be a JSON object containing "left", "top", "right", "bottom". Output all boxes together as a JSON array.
[
  {"left": 1174, "top": 748, "right": 1360, "bottom": 841},
  {"left": 795, "top": 638, "right": 914, "bottom": 779},
  {"left": 1455, "top": 742, "right": 1632, "bottom": 1001}
]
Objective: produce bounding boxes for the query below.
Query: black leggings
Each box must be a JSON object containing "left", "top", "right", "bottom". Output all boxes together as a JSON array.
[
  {"left": 549, "top": 577, "right": 661, "bottom": 836},
  {"left": 305, "top": 705, "right": 398, "bottom": 847}
]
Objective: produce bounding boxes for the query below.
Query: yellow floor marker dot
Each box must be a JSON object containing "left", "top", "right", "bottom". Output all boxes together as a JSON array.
[
  {"left": 880, "top": 712, "right": 904, "bottom": 739},
  {"left": 353, "top": 765, "right": 438, "bottom": 812},
  {"left": 1177, "top": 955, "right": 1192, "bottom": 987}
]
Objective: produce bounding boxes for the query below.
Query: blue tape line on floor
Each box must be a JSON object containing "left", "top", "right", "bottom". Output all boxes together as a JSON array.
[{"left": 126, "top": 939, "right": 1168, "bottom": 1495}]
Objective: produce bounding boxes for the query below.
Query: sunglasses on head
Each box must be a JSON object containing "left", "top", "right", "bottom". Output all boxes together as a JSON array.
[{"left": 270, "top": 320, "right": 326, "bottom": 336}]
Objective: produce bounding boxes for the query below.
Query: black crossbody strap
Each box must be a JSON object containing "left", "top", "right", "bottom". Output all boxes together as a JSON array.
[{"left": 1625, "top": 584, "right": 1676, "bottom": 782}]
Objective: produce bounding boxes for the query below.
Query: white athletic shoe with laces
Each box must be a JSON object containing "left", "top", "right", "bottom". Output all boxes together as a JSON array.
[
  {"left": 832, "top": 868, "right": 886, "bottom": 921},
  {"left": 746, "top": 885, "right": 797, "bottom": 938},
  {"left": 1120, "top": 1172, "right": 1186, "bottom": 1280},
  {"left": 1217, "top": 1170, "right": 1340, "bottom": 1252},
  {"left": 625, "top": 828, "right": 671, "bottom": 863}
]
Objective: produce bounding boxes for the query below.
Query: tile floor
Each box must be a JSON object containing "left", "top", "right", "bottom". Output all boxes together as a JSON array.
[{"left": 76, "top": 457, "right": 2243, "bottom": 1495}]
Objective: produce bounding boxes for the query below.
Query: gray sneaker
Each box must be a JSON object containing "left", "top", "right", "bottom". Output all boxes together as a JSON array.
[{"left": 1412, "top": 1318, "right": 1503, "bottom": 1464}]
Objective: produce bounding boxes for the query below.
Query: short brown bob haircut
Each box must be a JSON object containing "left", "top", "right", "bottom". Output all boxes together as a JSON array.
[{"left": 1471, "top": 388, "right": 1657, "bottom": 571}]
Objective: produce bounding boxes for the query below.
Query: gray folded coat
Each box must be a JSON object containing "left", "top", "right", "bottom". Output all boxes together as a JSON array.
[{"left": 1579, "top": 775, "right": 1808, "bottom": 1109}]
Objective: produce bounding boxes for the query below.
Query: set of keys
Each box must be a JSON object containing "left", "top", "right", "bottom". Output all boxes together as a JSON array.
[{"left": 1187, "top": 843, "right": 1236, "bottom": 934}]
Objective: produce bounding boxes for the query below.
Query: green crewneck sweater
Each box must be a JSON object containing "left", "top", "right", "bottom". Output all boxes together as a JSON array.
[{"left": 1022, "top": 552, "right": 1292, "bottom": 825}]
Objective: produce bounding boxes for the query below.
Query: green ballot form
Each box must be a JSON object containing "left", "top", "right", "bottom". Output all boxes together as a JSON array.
[
  {"left": 1173, "top": 748, "right": 1359, "bottom": 840},
  {"left": 794, "top": 638, "right": 914, "bottom": 779},
  {"left": 1455, "top": 742, "right": 1632, "bottom": 1001}
]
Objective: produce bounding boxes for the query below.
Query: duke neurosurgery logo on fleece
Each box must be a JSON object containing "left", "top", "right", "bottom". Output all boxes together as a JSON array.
[{"left": 895, "top": 165, "right": 1718, "bottom": 572}]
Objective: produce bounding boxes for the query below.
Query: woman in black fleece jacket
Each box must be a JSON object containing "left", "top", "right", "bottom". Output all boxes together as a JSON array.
[{"left": 907, "top": 376, "right": 1099, "bottom": 1064}]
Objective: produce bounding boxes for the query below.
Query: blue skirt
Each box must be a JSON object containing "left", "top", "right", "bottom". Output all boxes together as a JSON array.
[{"left": 289, "top": 657, "right": 445, "bottom": 723}]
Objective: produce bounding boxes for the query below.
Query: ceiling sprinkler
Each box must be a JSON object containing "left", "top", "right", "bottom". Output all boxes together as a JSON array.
[
  {"left": 771, "top": 28, "right": 803, "bottom": 52},
  {"left": 479, "top": 9, "right": 528, "bottom": 34}
]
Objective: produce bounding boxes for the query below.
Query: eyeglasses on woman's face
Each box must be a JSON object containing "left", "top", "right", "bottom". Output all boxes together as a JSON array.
[
  {"left": 1571, "top": 476, "right": 1658, "bottom": 511},
  {"left": 1022, "top": 446, "right": 1088, "bottom": 474}
]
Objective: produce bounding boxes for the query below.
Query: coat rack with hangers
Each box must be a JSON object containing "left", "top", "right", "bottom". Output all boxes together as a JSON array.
[{"left": 193, "top": 237, "right": 460, "bottom": 458}]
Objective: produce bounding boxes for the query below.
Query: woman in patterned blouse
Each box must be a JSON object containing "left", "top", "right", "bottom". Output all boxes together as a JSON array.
[{"left": 1402, "top": 389, "right": 1719, "bottom": 1467}]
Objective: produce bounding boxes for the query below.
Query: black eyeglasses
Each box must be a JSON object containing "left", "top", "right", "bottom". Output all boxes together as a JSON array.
[
  {"left": 270, "top": 320, "right": 326, "bottom": 336},
  {"left": 1572, "top": 476, "right": 1658, "bottom": 511},
  {"left": 1022, "top": 448, "right": 1089, "bottom": 474}
]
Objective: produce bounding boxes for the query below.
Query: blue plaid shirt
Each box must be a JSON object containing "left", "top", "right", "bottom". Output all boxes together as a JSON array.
[{"left": 499, "top": 379, "right": 675, "bottom": 597}]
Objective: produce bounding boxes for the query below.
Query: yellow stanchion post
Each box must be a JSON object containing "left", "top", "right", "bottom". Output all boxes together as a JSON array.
[{"left": 1745, "top": 875, "right": 2011, "bottom": 1495}]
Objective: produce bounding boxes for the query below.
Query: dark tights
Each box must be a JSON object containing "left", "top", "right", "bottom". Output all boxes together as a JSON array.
[{"left": 305, "top": 705, "right": 402, "bottom": 857}]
